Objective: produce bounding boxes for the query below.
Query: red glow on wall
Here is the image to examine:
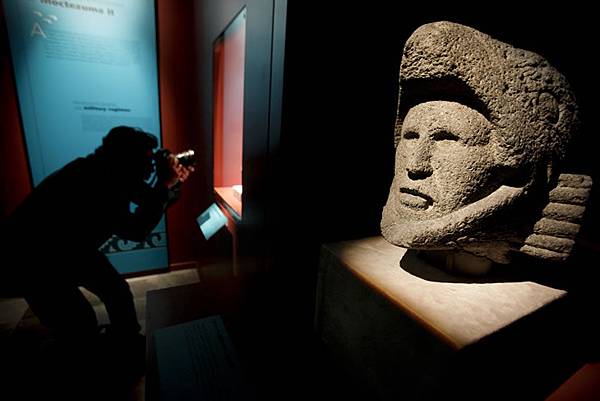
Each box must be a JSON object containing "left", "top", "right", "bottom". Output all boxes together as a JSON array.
[
  {"left": 213, "top": 10, "right": 246, "bottom": 217},
  {"left": 1, "top": 4, "right": 32, "bottom": 218}
]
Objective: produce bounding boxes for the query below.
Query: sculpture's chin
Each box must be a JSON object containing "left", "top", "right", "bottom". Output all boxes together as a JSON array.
[{"left": 381, "top": 185, "right": 527, "bottom": 263}]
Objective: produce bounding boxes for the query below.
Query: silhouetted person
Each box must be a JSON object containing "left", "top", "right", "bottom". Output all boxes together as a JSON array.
[{"left": 1, "top": 126, "right": 193, "bottom": 358}]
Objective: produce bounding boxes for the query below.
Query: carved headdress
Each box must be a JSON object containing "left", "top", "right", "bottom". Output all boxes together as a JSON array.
[{"left": 381, "top": 21, "right": 591, "bottom": 264}]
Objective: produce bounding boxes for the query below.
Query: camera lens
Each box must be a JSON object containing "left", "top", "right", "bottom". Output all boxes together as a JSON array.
[{"left": 175, "top": 150, "right": 196, "bottom": 167}]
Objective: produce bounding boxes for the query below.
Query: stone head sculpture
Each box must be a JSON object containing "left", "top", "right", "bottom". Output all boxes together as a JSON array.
[{"left": 381, "top": 21, "right": 592, "bottom": 267}]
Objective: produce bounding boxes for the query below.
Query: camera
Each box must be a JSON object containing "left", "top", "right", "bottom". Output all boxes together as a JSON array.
[
  {"left": 173, "top": 150, "right": 197, "bottom": 168},
  {"left": 154, "top": 148, "right": 197, "bottom": 168},
  {"left": 153, "top": 148, "right": 196, "bottom": 184}
]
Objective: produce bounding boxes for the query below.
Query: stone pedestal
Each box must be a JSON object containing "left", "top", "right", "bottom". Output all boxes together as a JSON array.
[{"left": 315, "top": 237, "right": 583, "bottom": 400}]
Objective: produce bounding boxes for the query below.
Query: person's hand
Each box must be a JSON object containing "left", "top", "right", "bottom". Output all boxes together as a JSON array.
[{"left": 163, "top": 154, "right": 195, "bottom": 189}]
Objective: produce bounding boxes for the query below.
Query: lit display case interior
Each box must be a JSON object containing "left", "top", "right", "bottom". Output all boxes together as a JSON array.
[{"left": 213, "top": 8, "right": 246, "bottom": 219}]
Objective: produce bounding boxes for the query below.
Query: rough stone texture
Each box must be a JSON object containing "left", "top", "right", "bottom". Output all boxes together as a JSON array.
[
  {"left": 521, "top": 173, "right": 593, "bottom": 261},
  {"left": 381, "top": 21, "right": 591, "bottom": 265}
]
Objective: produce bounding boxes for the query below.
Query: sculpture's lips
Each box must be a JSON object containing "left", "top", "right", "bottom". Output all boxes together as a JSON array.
[{"left": 399, "top": 187, "right": 433, "bottom": 209}]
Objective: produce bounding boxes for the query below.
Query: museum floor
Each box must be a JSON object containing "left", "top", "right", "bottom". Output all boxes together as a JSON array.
[
  {"left": 1, "top": 262, "right": 599, "bottom": 401},
  {"left": 0, "top": 267, "right": 203, "bottom": 400},
  {"left": 0, "top": 263, "right": 368, "bottom": 401}
]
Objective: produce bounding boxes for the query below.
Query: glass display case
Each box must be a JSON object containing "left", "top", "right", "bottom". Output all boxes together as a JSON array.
[{"left": 213, "top": 7, "right": 246, "bottom": 219}]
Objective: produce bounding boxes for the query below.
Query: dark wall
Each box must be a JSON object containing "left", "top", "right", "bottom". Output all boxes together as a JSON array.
[
  {"left": 279, "top": 5, "right": 400, "bottom": 244},
  {"left": 266, "top": 4, "right": 403, "bottom": 331}
]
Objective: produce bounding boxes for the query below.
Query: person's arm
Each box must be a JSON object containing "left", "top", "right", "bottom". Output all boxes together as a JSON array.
[
  {"left": 111, "top": 183, "right": 174, "bottom": 242},
  {"left": 113, "top": 155, "right": 193, "bottom": 242}
]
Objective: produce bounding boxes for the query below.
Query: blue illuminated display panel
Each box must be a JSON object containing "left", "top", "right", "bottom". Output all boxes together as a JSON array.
[{"left": 3, "top": 0, "right": 166, "bottom": 274}]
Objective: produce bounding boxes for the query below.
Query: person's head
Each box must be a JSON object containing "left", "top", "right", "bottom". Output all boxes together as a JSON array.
[
  {"left": 381, "top": 21, "right": 580, "bottom": 263},
  {"left": 97, "top": 126, "right": 158, "bottom": 181}
]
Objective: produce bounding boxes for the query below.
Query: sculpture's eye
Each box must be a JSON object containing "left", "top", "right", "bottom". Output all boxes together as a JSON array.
[
  {"left": 431, "top": 130, "right": 459, "bottom": 141},
  {"left": 403, "top": 130, "right": 419, "bottom": 140}
]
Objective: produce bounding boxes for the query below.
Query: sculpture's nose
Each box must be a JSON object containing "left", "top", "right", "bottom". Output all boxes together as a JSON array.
[{"left": 405, "top": 140, "right": 433, "bottom": 180}]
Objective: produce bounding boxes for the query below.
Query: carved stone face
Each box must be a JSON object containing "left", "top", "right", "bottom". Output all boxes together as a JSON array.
[
  {"left": 392, "top": 101, "right": 495, "bottom": 221},
  {"left": 381, "top": 21, "right": 587, "bottom": 265}
]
